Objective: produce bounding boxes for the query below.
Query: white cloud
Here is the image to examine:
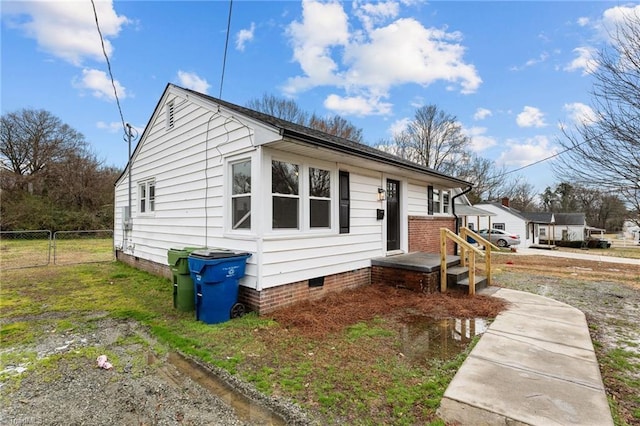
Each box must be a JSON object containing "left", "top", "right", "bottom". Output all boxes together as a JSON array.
[
  {"left": 97, "top": 121, "right": 123, "bottom": 133},
  {"left": 564, "top": 46, "right": 597, "bottom": 75},
  {"left": 177, "top": 71, "right": 211, "bottom": 94},
  {"left": 387, "top": 117, "right": 411, "bottom": 137},
  {"left": 354, "top": 0, "right": 400, "bottom": 32},
  {"left": 516, "top": 106, "right": 546, "bottom": 128},
  {"left": 577, "top": 17, "right": 590, "bottom": 27},
  {"left": 2, "top": 0, "right": 129, "bottom": 66},
  {"left": 72, "top": 68, "right": 127, "bottom": 101},
  {"left": 462, "top": 126, "right": 497, "bottom": 152},
  {"left": 236, "top": 22, "right": 256, "bottom": 52},
  {"left": 323, "top": 94, "right": 392, "bottom": 116},
  {"left": 284, "top": 0, "right": 481, "bottom": 116},
  {"left": 510, "top": 52, "right": 549, "bottom": 71},
  {"left": 496, "top": 136, "right": 557, "bottom": 167},
  {"left": 563, "top": 102, "right": 598, "bottom": 125},
  {"left": 601, "top": 4, "right": 640, "bottom": 37},
  {"left": 473, "top": 108, "right": 492, "bottom": 121}
]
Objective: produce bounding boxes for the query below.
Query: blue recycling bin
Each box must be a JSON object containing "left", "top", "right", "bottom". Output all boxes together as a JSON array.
[{"left": 187, "top": 249, "right": 251, "bottom": 324}]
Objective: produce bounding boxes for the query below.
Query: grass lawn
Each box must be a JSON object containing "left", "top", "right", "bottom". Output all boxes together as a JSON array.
[{"left": 0, "top": 261, "right": 504, "bottom": 425}]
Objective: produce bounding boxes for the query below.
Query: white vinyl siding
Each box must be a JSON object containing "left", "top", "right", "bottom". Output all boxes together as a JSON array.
[
  {"left": 114, "top": 92, "right": 268, "bottom": 289},
  {"left": 472, "top": 203, "right": 530, "bottom": 246},
  {"left": 114, "top": 85, "right": 465, "bottom": 294}
]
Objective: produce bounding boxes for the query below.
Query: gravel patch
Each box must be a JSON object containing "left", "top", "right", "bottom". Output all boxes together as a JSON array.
[{"left": 0, "top": 317, "right": 314, "bottom": 426}]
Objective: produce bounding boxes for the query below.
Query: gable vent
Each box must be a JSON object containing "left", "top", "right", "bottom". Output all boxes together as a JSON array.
[{"left": 166, "top": 100, "right": 175, "bottom": 129}]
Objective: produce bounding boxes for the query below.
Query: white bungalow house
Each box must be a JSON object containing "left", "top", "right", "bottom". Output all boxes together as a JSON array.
[
  {"left": 538, "top": 213, "right": 589, "bottom": 242},
  {"left": 468, "top": 198, "right": 532, "bottom": 246},
  {"left": 114, "top": 84, "right": 471, "bottom": 313}
]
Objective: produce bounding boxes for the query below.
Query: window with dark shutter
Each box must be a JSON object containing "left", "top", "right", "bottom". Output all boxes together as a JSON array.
[
  {"left": 427, "top": 185, "right": 434, "bottom": 215},
  {"left": 339, "top": 171, "right": 350, "bottom": 234}
]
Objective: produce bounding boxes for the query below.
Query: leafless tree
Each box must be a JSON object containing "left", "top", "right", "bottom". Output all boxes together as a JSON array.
[
  {"left": 392, "top": 105, "right": 469, "bottom": 175},
  {"left": 553, "top": 11, "right": 640, "bottom": 224},
  {"left": 501, "top": 177, "right": 538, "bottom": 211},
  {"left": 309, "top": 114, "right": 363, "bottom": 143},
  {"left": 453, "top": 154, "right": 510, "bottom": 204},
  {"left": 246, "top": 93, "right": 308, "bottom": 125},
  {"left": 247, "top": 94, "right": 363, "bottom": 143},
  {"left": 0, "top": 109, "right": 120, "bottom": 230},
  {"left": 1, "top": 109, "right": 86, "bottom": 176}
]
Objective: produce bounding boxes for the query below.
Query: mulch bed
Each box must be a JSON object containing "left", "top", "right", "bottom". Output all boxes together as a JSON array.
[{"left": 267, "top": 284, "right": 507, "bottom": 338}]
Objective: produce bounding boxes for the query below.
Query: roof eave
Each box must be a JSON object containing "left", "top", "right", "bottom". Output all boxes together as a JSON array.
[{"left": 281, "top": 128, "right": 471, "bottom": 187}]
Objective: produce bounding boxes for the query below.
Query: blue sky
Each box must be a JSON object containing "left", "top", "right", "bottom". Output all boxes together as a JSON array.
[{"left": 2, "top": 0, "right": 639, "bottom": 194}]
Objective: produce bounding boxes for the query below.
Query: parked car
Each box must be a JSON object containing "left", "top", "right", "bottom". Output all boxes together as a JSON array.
[{"left": 477, "top": 229, "right": 521, "bottom": 247}]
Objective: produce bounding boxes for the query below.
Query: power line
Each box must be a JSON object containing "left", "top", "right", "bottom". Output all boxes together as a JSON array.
[
  {"left": 90, "top": 0, "right": 126, "bottom": 135},
  {"left": 219, "top": 0, "right": 233, "bottom": 99},
  {"left": 499, "top": 115, "right": 640, "bottom": 178}
]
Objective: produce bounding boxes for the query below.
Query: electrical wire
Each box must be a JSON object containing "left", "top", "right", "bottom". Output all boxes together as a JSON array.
[
  {"left": 90, "top": 0, "right": 126, "bottom": 135},
  {"left": 219, "top": 0, "right": 233, "bottom": 99},
  {"left": 498, "top": 115, "right": 640, "bottom": 178}
]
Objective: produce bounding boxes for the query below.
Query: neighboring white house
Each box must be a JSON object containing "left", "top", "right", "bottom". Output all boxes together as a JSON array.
[
  {"left": 113, "top": 84, "right": 470, "bottom": 313},
  {"left": 468, "top": 199, "right": 531, "bottom": 246},
  {"left": 538, "top": 213, "right": 588, "bottom": 242}
]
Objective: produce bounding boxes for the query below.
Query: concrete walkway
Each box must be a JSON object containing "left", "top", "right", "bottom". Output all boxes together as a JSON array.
[{"left": 438, "top": 288, "right": 613, "bottom": 426}]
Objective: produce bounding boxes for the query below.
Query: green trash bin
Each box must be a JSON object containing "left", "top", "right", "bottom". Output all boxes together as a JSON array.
[{"left": 168, "top": 247, "right": 206, "bottom": 311}]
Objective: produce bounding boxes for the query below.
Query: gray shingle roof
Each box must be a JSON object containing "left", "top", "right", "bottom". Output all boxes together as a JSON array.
[
  {"left": 522, "top": 212, "right": 554, "bottom": 223},
  {"left": 177, "top": 84, "right": 470, "bottom": 187},
  {"left": 554, "top": 213, "right": 586, "bottom": 226}
]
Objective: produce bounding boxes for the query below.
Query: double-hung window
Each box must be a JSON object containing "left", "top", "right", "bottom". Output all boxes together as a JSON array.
[
  {"left": 272, "top": 160, "right": 300, "bottom": 229},
  {"left": 309, "top": 167, "right": 330, "bottom": 228},
  {"left": 139, "top": 180, "right": 155, "bottom": 214},
  {"left": 271, "top": 160, "right": 335, "bottom": 231},
  {"left": 231, "top": 160, "right": 251, "bottom": 229},
  {"left": 428, "top": 186, "right": 450, "bottom": 215}
]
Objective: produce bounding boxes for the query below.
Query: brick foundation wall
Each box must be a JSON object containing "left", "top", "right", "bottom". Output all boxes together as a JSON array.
[
  {"left": 240, "top": 268, "right": 371, "bottom": 314},
  {"left": 371, "top": 265, "right": 439, "bottom": 294},
  {"left": 116, "top": 250, "right": 172, "bottom": 280},
  {"left": 116, "top": 250, "right": 370, "bottom": 315},
  {"left": 409, "top": 216, "right": 456, "bottom": 255}
]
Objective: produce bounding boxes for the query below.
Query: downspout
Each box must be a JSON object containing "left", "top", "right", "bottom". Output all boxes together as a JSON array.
[{"left": 451, "top": 185, "right": 473, "bottom": 255}]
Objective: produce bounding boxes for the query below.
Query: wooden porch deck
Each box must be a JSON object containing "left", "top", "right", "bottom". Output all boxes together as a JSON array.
[{"left": 371, "top": 252, "right": 460, "bottom": 273}]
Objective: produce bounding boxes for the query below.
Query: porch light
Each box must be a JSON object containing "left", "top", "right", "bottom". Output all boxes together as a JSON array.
[{"left": 377, "top": 187, "right": 386, "bottom": 201}]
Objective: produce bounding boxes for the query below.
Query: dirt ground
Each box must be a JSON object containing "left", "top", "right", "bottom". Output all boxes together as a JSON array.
[
  {"left": 0, "top": 317, "right": 311, "bottom": 426},
  {"left": 1, "top": 252, "right": 639, "bottom": 425}
]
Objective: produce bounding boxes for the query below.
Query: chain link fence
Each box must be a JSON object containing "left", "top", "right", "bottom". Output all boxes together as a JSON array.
[
  {"left": 0, "top": 230, "right": 114, "bottom": 270},
  {"left": 0, "top": 230, "right": 52, "bottom": 270}
]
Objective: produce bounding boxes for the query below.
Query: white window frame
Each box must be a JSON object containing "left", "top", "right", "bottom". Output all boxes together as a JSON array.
[
  {"left": 230, "top": 158, "right": 252, "bottom": 231},
  {"left": 138, "top": 179, "right": 155, "bottom": 215},
  {"left": 271, "top": 159, "right": 301, "bottom": 230},
  {"left": 268, "top": 154, "right": 336, "bottom": 234},
  {"left": 493, "top": 223, "right": 505, "bottom": 230},
  {"left": 308, "top": 167, "right": 331, "bottom": 229},
  {"left": 430, "top": 187, "right": 452, "bottom": 215},
  {"left": 225, "top": 155, "right": 255, "bottom": 235}
]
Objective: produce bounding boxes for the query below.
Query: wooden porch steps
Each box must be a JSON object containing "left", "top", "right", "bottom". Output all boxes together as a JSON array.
[{"left": 446, "top": 266, "right": 487, "bottom": 291}]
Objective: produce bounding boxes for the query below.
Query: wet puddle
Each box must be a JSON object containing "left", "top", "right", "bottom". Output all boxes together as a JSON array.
[
  {"left": 166, "top": 352, "right": 286, "bottom": 426},
  {"left": 399, "top": 317, "right": 488, "bottom": 365}
]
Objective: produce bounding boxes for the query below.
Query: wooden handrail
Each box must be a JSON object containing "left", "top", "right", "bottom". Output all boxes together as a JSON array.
[{"left": 440, "top": 227, "right": 498, "bottom": 295}]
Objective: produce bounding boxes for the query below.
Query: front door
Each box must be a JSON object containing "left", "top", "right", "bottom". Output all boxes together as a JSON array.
[{"left": 386, "top": 179, "right": 400, "bottom": 251}]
